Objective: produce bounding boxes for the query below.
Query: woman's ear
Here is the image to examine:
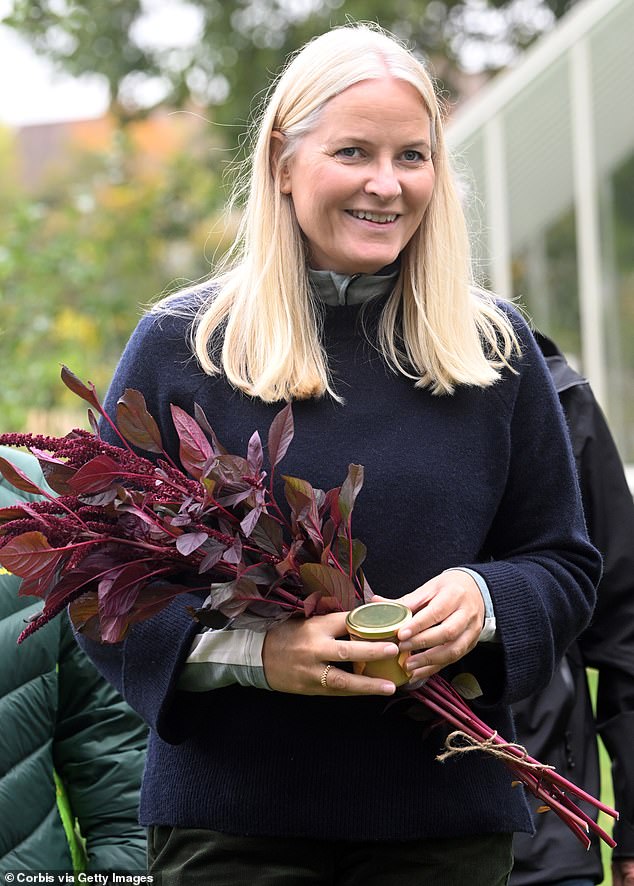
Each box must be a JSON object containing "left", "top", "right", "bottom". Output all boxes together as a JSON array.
[{"left": 270, "top": 131, "right": 292, "bottom": 194}]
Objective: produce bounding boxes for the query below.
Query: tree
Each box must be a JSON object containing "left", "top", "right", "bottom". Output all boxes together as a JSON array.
[
  {"left": 3, "top": 0, "right": 572, "bottom": 129},
  {"left": 0, "top": 118, "right": 228, "bottom": 432}
]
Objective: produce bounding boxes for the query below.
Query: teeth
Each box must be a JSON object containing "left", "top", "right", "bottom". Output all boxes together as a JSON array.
[{"left": 349, "top": 210, "right": 397, "bottom": 223}]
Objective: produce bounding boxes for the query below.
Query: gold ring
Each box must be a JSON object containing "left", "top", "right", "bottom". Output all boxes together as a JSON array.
[{"left": 320, "top": 663, "right": 332, "bottom": 689}]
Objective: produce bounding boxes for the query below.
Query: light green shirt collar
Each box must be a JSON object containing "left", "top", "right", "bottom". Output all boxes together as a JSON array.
[{"left": 308, "top": 262, "right": 400, "bottom": 306}]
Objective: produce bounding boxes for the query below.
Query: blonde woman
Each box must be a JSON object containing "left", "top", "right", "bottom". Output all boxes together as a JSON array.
[{"left": 78, "top": 24, "right": 600, "bottom": 885}]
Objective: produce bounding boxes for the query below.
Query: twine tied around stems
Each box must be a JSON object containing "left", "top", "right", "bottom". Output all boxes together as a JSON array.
[{"left": 437, "top": 729, "right": 556, "bottom": 773}]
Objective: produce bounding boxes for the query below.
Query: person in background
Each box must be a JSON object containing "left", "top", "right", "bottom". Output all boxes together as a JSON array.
[
  {"left": 511, "top": 331, "right": 634, "bottom": 886},
  {"left": 0, "top": 446, "right": 148, "bottom": 874},
  {"left": 75, "top": 24, "right": 600, "bottom": 885}
]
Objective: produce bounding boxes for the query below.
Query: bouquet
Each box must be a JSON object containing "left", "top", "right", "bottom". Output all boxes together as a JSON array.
[{"left": 0, "top": 367, "right": 618, "bottom": 850}]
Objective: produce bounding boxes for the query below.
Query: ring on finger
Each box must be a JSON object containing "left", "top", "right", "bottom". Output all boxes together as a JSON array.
[{"left": 320, "top": 663, "right": 333, "bottom": 689}]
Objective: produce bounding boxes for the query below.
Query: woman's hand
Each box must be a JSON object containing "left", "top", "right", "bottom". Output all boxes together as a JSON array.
[
  {"left": 262, "top": 612, "right": 399, "bottom": 696},
  {"left": 379, "top": 570, "right": 485, "bottom": 683}
]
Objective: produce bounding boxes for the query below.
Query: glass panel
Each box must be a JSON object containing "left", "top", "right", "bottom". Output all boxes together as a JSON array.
[
  {"left": 504, "top": 57, "right": 580, "bottom": 359},
  {"left": 599, "top": 150, "right": 634, "bottom": 462},
  {"left": 512, "top": 206, "right": 581, "bottom": 360},
  {"left": 505, "top": 57, "right": 573, "bottom": 257},
  {"left": 592, "top": 0, "right": 634, "bottom": 462},
  {"left": 452, "top": 133, "right": 491, "bottom": 287}
]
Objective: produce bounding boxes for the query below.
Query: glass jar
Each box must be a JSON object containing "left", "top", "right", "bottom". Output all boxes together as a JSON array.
[{"left": 345, "top": 601, "right": 413, "bottom": 686}]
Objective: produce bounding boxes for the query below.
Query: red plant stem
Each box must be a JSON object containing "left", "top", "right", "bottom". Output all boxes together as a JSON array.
[
  {"left": 426, "top": 677, "right": 619, "bottom": 819},
  {"left": 409, "top": 676, "right": 618, "bottom": 848},
  {"left": 264, "top": 485, "right": 293, "bottom": 532},
  {"left": 96, "top": 411, "right": 137, "bottom": 457},
  {"left": 347, "top": 519, "right": 353, "bottom": 579},
  {"left": 207, "top": 497, "right": 243, "bottom": 526},
  {"left": 535, "top": 777, "right": 617, "bottom": 847}
]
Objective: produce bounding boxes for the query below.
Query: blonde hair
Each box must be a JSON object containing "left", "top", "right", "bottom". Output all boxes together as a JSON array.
[{"left": 161, "top": 23, "right": 519, "bottom": 401}]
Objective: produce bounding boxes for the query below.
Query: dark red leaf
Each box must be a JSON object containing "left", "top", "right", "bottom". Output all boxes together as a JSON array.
[
  {"left": 283, "top": 476, "right": 322, "bottom": 548},
  {"left": 87, "top": 408, "right": 100, "bottom": 437},
  {"left": 99, "top": 614, "right": 130, "bottom": 644},
  {"left": 68, "top": 455, "right": 125, "bottom": 494},
  {"left": 338, "top": 463, "right": 364, "bottom": 524},
  {"left": 175, "top": 531, "right": 209, "bottom": 556},
  {"left": 303, "top": 590, "right": 324, "bottom": 618},
  {"left": 334, "top": 536, "right": 367, "bottom": 575},
  {"left": 0, "top": 504, "right": 32, "bottom": 523},
  {"left": 242, "top": 563, "right": 278, "bottom": 585},
  {"left": 17, "top": 567, "right": 60, "bottom": 600},
  {"left": 198, "top": 540, "right": 226, "bottom": 573},
  {"left": 212, "top": 577, "right": 260, "bottom": 618},
  {"left": 42, "top": 558, "right": 110, "bottom": 612},
  {"left": 171, "top": 404, "right": 214, "bottom": 478},
  {"left": 247, "top": 431, "right": 264, "bottom": 474},
  {"left": 68, "top": 592, "right": 100, "bottom": 632},
  {"left": 223, "top": 534, "right": 243, "bottom": 565},
  {"left": 0, "top": 456, "right": 49, "bottom": 497},
  {"left": 248, "top": 512, "right": 284, "bottom": 556},
  {"left": 194, "top": 403, "right": 227, "bottom": 454},
  {"left": 117, "top": 388, "right": 164, "bottom": 453},
  {"left": 240, "top": 506, "right": 262, "bottom": 537},
  {"left": 361, "top": 570, "right": 374, "bottom": 603},
  {"left": 30, "top": 449, "right": 76, "bottom": 495},
  {"left": 312, "top": 595, "right": 346, "bottom": 615},
  {"left": 60, "top": 365, "right": 102, "bottom": 411},
  {"left": 299, "top": 563, "right": 357, "bottom": 610},
  {"left": 98, "top": 561, "right": 153, "bottom": 618},
  {"left": 127, "top": 581, "right": 186, "bottom": 622},
  {"left": 268, "top": 403, "right": 294, "bottom": 468},
  {"left": 0, "top": 531, "right": 63, "bottom": 580}
]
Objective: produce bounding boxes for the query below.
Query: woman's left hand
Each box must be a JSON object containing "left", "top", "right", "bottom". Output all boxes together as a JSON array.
[{"left": 375, "top": 570, "right": 485, "bottom": 682}]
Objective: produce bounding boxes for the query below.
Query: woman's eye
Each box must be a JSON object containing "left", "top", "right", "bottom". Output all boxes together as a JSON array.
[
  {"left": 402, "top": 149, "right": 425, "bottom": 163},
  {"left": 336, "top": 147, "right": 361, "bottom": 159}
]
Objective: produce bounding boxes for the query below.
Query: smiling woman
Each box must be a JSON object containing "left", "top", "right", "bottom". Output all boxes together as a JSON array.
[
  {"left": 68, "top": 21, "right": 601, "bottom": 886},
  {"left": 272, "top": 77, "right": 435, "bottom": 275}
]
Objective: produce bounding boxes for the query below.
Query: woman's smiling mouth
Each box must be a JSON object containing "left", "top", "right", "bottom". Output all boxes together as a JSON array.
[{"left": 347, "top": 210, "right": 399, "bottom": 224}]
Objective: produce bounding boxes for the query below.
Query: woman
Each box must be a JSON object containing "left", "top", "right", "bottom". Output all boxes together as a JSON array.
[{"left": 79, "top": 23, "right": 601, "bottom": 885}]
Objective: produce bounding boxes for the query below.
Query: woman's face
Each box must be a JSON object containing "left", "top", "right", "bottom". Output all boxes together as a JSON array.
[{"left": 278, "top": 77, "right": 436, "bottom": 275}]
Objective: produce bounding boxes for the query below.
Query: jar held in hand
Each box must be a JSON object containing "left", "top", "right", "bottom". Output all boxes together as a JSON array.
[{"left": 345, "top": 602, "right": 413, "bottom": 686}]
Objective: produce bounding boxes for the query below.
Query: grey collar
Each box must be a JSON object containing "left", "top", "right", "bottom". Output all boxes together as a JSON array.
[{"left": 308, "top": 263, "right": 400, "bottom": 306}]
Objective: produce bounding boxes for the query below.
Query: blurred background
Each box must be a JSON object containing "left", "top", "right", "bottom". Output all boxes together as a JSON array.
[{"left": 0, "top": 0, "right": 632, "bottom": 486}]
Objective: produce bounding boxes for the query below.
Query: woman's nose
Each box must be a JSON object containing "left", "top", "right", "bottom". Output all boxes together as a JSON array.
[{"left": 363, "top": 161, "right": 402, "bottom": 201}]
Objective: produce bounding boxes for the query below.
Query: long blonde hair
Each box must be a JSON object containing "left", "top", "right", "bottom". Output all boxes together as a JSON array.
[{"left": 161, "top": 23, "right": 519, "bottom": 401}]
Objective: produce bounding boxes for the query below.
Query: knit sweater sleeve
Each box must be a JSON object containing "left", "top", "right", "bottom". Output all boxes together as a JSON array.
[{"left": 462, "top": 314, "right": 601, "bottom": 705}]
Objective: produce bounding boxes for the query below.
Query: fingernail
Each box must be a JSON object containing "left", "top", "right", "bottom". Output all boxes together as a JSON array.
[
  {"left": 383, "top": 643, "right": 399, "bottom": 655},
  {"left": 399, "top": 629, "right": 412, "bottom": 641},
  {"left": 380, "top": 683, "right": 396, "bottom": 694}
]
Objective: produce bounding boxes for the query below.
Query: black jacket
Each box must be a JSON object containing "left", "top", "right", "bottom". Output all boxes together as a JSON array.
[{"left": 511, "top": 333, "right": 634, "bottom": 884}]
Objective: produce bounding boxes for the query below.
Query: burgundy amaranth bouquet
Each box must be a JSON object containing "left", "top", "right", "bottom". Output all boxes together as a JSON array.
[{"left": 0, "top": 367, "right": 618, "bottom": 850}]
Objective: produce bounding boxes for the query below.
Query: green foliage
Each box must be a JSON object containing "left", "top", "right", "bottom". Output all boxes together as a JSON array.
[{"left": 0, "top": 123, "right": 227, "bottom": 432}]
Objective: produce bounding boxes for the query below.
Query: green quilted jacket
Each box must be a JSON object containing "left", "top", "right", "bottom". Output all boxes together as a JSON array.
[{"left": 0, "top": 447, "right": 148, "bottom": 873}]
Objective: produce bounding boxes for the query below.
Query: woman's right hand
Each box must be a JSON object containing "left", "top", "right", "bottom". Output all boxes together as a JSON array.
[{"left": 262, "top": 612, "right": 399, "bottom": 696}]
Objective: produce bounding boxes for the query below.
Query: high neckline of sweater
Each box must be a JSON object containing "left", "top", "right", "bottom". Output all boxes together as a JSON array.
[{"left": 308, "top": 262, "right": 399, "bottom": 307}]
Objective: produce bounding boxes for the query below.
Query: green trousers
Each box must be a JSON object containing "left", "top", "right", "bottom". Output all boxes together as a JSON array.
[{"left": 148, "top": 826, "right": 513, "bottom": 885}]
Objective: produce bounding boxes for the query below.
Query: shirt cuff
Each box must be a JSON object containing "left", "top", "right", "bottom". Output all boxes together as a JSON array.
[
  {"left": 177, "top": 627, "right": 271, "bottom": 692},
  {"left": 444, "top": 567, "right": 499, "bottom": 643}
]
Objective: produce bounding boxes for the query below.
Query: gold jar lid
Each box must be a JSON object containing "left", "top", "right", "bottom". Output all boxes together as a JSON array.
[{"left": 345, "top": 602, "right": 412, "bottom": 639}]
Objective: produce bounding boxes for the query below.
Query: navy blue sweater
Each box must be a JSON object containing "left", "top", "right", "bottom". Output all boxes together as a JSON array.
[{"left": 79, "top": 293, "right": 600, "bottom": 841}]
